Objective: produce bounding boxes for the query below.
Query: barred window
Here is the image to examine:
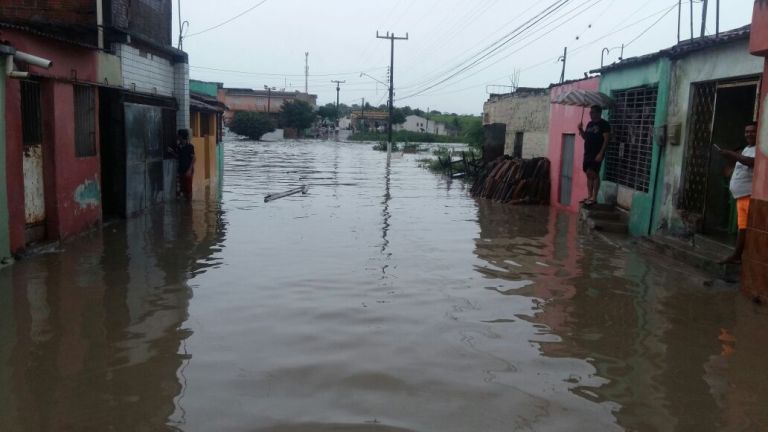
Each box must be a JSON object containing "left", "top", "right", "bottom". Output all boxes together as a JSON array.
[
  {"left": 20, "top": 81, "right": 42, "bottom": 146},
  {"left": 604, "top": 86, "right": 658, "bottom": 193},
  {"left": 75, "top": 85, "right": 96, "bottom": 157}
]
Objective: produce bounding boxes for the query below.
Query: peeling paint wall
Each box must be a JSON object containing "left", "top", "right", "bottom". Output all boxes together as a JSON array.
[
  {"left": 0, "top": 61, "right": 10, "bottom": 262},
  {"left": 483, "top": 90, "right": 550, "bottom": 158},
  {"left": 661, "top": 39, "right": 763, "bottom": 236},
  {"left": 74, "top": 178, "right": 101, "bottom": 209}
]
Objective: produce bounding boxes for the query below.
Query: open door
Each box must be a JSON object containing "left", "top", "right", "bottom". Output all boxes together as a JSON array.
[{"left": 20, "top": 80, "right": 46, "bottom": 244}]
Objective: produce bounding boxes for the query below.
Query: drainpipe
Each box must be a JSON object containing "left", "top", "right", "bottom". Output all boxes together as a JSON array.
[{"left": 97, "top": 0, "right": 105, "bottom": 49}]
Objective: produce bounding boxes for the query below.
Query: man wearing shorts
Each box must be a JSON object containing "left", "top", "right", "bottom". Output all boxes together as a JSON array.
[
  {"left": 577, "top": 105, "right": 611, "bottom": 206},
  {"left": 719, "top": 122, "right": 757, "bottom": 264},
  {"left": 177, "top": 129, "right": 195, "bottom": 201}
]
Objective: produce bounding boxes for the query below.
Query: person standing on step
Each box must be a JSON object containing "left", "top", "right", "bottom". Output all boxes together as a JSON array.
[
  {"left": 719, "top": 122, "right": 758, "bottom": 264},
  {"left": 577, "top": 105, "right": 611, "bottom": 206},
  {"left": 177, "top": 129, "right": 196, "bottom": 202}
]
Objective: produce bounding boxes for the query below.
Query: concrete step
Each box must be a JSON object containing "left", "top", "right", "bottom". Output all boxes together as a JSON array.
[
  {"left": 640, "top": 236, "right": 740, "bottom": 281},
  {"left": 587, "top": 218, "right": 628, "bottom": 234},
  {"left": 693, "top": 233, "right": 736, "bottom": 257},
  {"left": 585, "top": 210, "right": 622, "bottom": 221}
]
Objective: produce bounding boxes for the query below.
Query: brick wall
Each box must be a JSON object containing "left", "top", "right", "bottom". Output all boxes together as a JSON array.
[
  {"left": 0, "top": 1, "right": 96, "bottom": 26},
  {"left": 108, "top": 0, "right": 172, "bottom": 46}
]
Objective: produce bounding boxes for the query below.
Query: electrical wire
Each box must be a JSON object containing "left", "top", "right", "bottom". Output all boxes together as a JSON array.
[
  {"left": 185, "top": 0, "right": 269, "bottom": 37},
  {"left": 398, "top": 0, "right": 574, "bottom": 100}
]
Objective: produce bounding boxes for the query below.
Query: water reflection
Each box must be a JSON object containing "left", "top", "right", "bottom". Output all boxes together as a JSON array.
[
  {"left": 473, "top": 202, "right": 768, "bottom": 431},
  {"left": 0, "top": 201, "right": 225, "bottom": 431}
]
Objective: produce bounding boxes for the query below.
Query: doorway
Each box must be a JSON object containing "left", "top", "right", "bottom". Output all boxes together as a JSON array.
[
  {"left": 20, "top": 80, "right": 46, "bottom": 244},
  {"left": 680, "top": 77, "right": 760, "bottom": 237},
  {"left": 560, "top": 134, "right": 575, "bottom": 206}
]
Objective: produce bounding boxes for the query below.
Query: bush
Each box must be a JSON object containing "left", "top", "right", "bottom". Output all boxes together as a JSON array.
[
  {"left": 229, "top": 111, "right": 276, "bottom": 140},
  {"left": 280, "top": 100, "right": 315, "bottom": 131}
]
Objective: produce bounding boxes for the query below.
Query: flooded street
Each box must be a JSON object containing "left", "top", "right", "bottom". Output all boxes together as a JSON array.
[{"left": 2, "top": 139, "right": 768, "bottom": 432}]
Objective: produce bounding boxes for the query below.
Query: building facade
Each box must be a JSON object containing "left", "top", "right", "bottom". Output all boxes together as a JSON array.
[
  {"left": 189, "top": 80, "right": 226, "bottom": 200},
  {"left": 548, "top": 77, "right": 601, "bottom": 212},
  {"left": 394, "top": 115, "right": 449, "bottom": 135},
  {"left": 483, "top": 88, "right": 550, "bottom": 159},
  {"left": 744, "top": 1, "right": 768, "bottom": 302},
  {"left": 1, "top": 0, "right": 188, "bottom": 257},
  {"left": 218, "top": 88, "right": 317, "bottom": 123}
]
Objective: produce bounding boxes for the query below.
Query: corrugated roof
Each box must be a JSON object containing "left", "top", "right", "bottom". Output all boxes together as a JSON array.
[
  {"left": 190, "top": 93, "right": 227, "bottom": 112},
  {"left": 591, "top": 24, "right": 751, "bottom": 74}
]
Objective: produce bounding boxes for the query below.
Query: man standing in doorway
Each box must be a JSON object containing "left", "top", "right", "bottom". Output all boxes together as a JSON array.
[
  {"left": 719, "top": 122, "right": 757, "bottom": 264},
  {"left": 177, "top": 129, "right": 195, "bottom": 201},
  {"left": 578, "top": 105, "right": 611, "bottom": 206}
]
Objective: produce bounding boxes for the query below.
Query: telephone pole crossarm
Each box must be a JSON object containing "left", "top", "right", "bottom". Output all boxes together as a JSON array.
[{"left": 376, "top": 31, "right": 409, "bottom": 157}]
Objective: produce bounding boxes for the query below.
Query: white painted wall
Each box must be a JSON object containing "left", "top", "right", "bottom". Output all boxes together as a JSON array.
[
  {"left": 395, "top": 115, "right": 448, "bottom": 135},
  {"left": 114, "top": 43, "right": 175, "bottom": 96},
  {"left": 660, "top": 39, "right": 763, "bottom": 233}
]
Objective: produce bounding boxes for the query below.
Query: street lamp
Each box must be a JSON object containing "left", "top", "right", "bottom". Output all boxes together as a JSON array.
[
  {"left": 264, "top": 85, "right": 276, "bottom": 113},
  {"left": 360, "top": 72, "right": 387, "bottom": 87}
]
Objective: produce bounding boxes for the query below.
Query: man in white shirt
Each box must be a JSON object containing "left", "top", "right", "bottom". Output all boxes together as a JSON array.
[{"left": 719, "top": 122, "right": 758, "bottom": 264}]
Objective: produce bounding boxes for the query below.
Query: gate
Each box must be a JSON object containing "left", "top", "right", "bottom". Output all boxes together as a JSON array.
[
  {"left": 560, "top": 134, "right": 575, "bottom": 206},
  {"left": 124, "top": 103, "right": 164, "bottom": 215},
  {"left": 679, "top": 82, "right": 717, "bottom": 215}
]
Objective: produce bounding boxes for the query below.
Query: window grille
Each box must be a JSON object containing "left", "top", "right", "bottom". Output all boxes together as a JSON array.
[
  {"left": 679, "top": 82, "right": 717, "bottom": 214},
  {"left": 604, "top": 86, "right": 658, "bottom": 193},
  {"left": 21, "top": 81, "right": 42, "bottom": 146},
  {"left": 75, "top": 85, "right": 96, "bottom": 157}
]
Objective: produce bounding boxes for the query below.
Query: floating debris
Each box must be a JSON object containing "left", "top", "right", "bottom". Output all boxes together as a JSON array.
[{"left": 264, "top": 185, "right": 309, "bottom": 203}]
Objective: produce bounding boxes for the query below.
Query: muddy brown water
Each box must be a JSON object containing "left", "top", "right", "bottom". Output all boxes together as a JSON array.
[{"left": 2, "top": 140, "right": 768, "bottom": 432}]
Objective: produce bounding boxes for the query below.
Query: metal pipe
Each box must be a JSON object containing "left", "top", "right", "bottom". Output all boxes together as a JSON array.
[
  {"left": 5, "top": 55, "right": 28, "bottom": 79},
  {"left": 13, "top": 50, "right": 52, "bottom": 69}
]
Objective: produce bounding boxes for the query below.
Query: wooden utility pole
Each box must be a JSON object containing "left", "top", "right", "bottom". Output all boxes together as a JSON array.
[
  {"left": 677, "top": 0, "right": 682, "bottom": 43},
  {"left": 376, "top": 31, "right": 409, "bottom": 156},
  {"left": 690, "top": 0, "right": 694, "bottom": 39},
  {"left": 700, "top": 0, "right": 708, "bottom": 37},
  {"left": 558, "top": 47, "right": 567, "bottom": 83},
  {"left": 715, "top": 0, "right": 720, "bottom": 37}
]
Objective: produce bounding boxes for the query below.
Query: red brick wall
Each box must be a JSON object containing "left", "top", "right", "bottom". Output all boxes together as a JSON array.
[{"left": 0, "top": 1, "right": 96, "bottom": 27}]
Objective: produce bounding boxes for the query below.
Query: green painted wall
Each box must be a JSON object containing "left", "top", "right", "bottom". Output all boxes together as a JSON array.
[
  {"left": 0, "top": 61, "right": 11, "bottom": 264},
  {"left": 598, "top": 58, "right": 671, "bottom": 236},
  {"left": 190, "top": 80, "right": 220, "bottom": 98}
]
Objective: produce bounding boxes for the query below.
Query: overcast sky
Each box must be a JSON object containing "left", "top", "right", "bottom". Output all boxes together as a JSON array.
[{"left": 175, "top": 0, "right": 756, "bottom": 115}]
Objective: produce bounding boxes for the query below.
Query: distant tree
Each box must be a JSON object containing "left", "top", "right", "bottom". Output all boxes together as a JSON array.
[
  {"left": 413, "top": 108, "right": 425, "bottom": 117},
  {"left": 378, "top": 104, "right": 388, "bottom": 110},
  {"left": 317, "top": 103, "right": 339, "bottom": 121},
  {"left": 280, "top": 100, "right": 316, "bottom": 130},
  {"left": 391, "top": 108, "right": 407, "bottom": 125},
  {"left": 430, "top": 109, "right": 442, "bottom": 116},
  {"left": 337, "top": 103, "right": 352, "bottom": 117},
  {"left": 400, "top": 105, "right": 413, "bottom": 116},
  {"left": 463, "top": 117, "right": 484, "bottom": 149},
  {"left": 229, "top": 111, "right": 276, "bottom": 140}
]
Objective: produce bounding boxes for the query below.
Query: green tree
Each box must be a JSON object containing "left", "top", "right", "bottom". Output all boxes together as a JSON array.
[
  {"left": 280, "top": 100, "right": 316, "bottom": 130},
  {"left": 463, "top": 117, "right": 484, "bottom": 149},
  {"left": 317, "top": 103, "right": 338, "bottom": 121},
  {"left": 228, "top": 111, "right": 276, "bottom": 140},
  {"left": 391, "top": 108, "right": 407, "bottom": 125}
]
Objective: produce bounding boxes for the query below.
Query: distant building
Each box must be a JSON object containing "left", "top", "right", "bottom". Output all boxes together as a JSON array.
[
  {"left": 190, "top": 80, "right": 226, "bottom": 199},
  {"left": 218, "top": 88, "right": 317, "bottom": 123},
  {"left": 483, "top": 87, "right": 550, "bottom": 158},
  {"left": 395, "top": 115, "right": 449, "bottom": 135},
  {"left": 350, "top": 110, "right": 389, "bottom": 131}
]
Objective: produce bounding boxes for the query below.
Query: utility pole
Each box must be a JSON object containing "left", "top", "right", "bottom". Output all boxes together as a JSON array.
[
  {"left": 700, "top": 0, "right": 708, "bottom": 37},
  {"left": 331, "top": 80, "right": 345, "bottom": 120},
  {"left": 376, "top": 31, "right": 409, "bottom": 156},
  {"left": 361, "top": 97, "right": 366, "bottom": 131},
  {"left": 715, "top": 0, "right": 720, "bottom": 37},
  {"left": 677, "top": 0, "right": 682, "bottom": 43},
  {"left": 305, "top": 52, "right": 309, "bottom": 93},
  {"left": 558, "top": 47, "right": 567, "bottom": 83},
  {"left": 264, "top": 85, "right": 275, "bottom": 113},
  {"left": 690, "top": 0, "right": 694, "bottom": 40}
]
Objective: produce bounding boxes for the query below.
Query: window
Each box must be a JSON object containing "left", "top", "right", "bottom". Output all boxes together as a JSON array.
[
  {"left": 75, "top": 85, "right": 96, "bottom": 157},
  {"left": 200, "top": 113, "right": 211, "bottom": 137},
  {"left": 20, "top": 81, "right": 42, "bottom": 146},
  {"left": 604, "top": 86, "right": 658, "bottom": 193}
]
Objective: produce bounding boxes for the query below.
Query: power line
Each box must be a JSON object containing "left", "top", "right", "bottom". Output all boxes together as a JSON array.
[
  {"left": 185, "top": 0, "right": 269, "bottom": 37},
  {"left": 624, "top": 3, "right": 678, "bottom": 47},
  {"left": 376, "top": 31, "right": 409, "bottom": 153},
  {"left": 189, "top": 65, "right": 386, "bottom": 77},
  {"left": 398, "top": 0, "right": 573, "bottom": 100}
]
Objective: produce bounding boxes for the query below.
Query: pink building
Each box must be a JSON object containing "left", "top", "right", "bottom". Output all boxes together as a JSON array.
[{"left": 547, "top": 77, "right": 601, "bottom": 212}]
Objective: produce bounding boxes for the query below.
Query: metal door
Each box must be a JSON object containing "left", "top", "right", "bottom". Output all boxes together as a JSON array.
[
  {"left": 560, "top": 134, "right": 575, "bottom": 205},
  {"left": 20, "top": 81, "right": 45, "bottom": 243}
]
